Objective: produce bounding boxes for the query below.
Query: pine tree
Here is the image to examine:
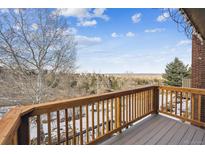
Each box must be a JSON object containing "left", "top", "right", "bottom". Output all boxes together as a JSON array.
[{"left": 162, "top": 57, "right": 191, "bottom": 86}]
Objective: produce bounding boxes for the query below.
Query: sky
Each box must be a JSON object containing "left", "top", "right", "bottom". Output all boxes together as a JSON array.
[{"left": 28, "top": 9, "right": 194, "bottom": 73}]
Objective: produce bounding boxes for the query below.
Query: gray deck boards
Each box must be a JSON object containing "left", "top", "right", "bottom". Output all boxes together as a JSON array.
[
  {"left": 101, "top": 114, "right": 205, "bottom": 145},
  {"left": 102, "top": 115, "right": 160, "bottom": 145},
  {"left": 179, "top": 127, "right": 196, "bottom": 145}
]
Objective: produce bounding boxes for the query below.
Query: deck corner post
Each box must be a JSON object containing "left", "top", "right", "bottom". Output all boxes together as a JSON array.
[
  {"left": 153, "top": 86, "right": 159, "bottom": 114},
  {"left": 18, "top": 115, "right": 30, "bottom": 145}
]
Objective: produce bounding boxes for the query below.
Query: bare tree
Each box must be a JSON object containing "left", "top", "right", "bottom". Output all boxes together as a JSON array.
[{"left": 0, "top": 9, "right": 76, "bottom": 103}]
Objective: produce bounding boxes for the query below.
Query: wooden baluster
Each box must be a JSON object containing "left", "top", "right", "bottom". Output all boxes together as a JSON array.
[
  {"left": 92, "top": 103, "right": 95, "bottom": 140},
  {"left": 65, "top": 109, "right": 69, "bottom": 145},
  {"left": 130, "top": 94, "right": 132, "bottom": 120},
  {"left": 142, "top": 91, "right": 144, "bottom": 114},
  {"left": 122, "top": 96, "right": 125, "bottom": 125},
  {"left": 198, "top": 95, "right": 201, "bottom": 121},
  {"left": 126, "top": 95, "right": 129, "bottom": 124},
  {"left": 125, "top": 96, "right": 128, "bottom": 128},
  {"left": 47, "top": 112, "right": 51, "bottom": 145},
  {"left": 116, "top": 97, "right": 121, "bottom": 132},
  {"left": 145, "top": 91, "right": 148, "bottom": 113},
  {"left": 86, "top": 104, "right": 89, "bottom": 143},
  {"left": 135, "top": 93, "right": 137, "bottom": 118},
  {"left": 80, "top": 106, "right": 83, "bottom": 145},
  {"left": 170, "top": 91, "right": 173, "bottom": 114},
  {"left": 151, "top": 90, "right": 153, "bottom": 112},
  {"left": 142, "top": 92, "right": 145, "bottom": 115},
  {"left": 185, "top": 93, "right": 188, "bottom": 119},
  {"left": 129, "top": 94, "right": 131, "bottom": 121},
  {"left": 106, "top": 100, "right": 109, "bottom": 133},
  {"left": 161, "top": 89, "right": 164, "bottom": 111},
  {"left": 36, "top": 115, "right": 41, "bottom": 145},
  {"left": 145, "top": 91, "right": 147, "bottom": 114},
  {"left": 72, "top": 107, "right": 76, "bottom": 145},
  {"left": 149, "top": 90, "right": 151, "bottom": 112},
  {"left": 191, "top": 94, "right": 195, "bottom": 120},
  {"left": 137, "top": 93, "right": 140, "bottom": 117},
  {"left": 132, "top": 93, "right": 134, "bottom": 120},
  {"left": 147, "top": 91, "right": 149, "bottom": 113},
  {"left": 132, "top": 94, "right": 135, "bottom": 120},
  {"left": 185, "top": 93, "right": 189, "bottom": 119},
  {"left": 57, "top": 111, "right": 60, "bottom": 144},
  {"left": 137, "top": 93, "right": 139, "bottom": 118},
  {"left": 97, "top": 102, "right": 100, "bottom": 137},
  {"left": 180, "top": 92, "right": 182, "bottom": 116},
  {"left": 102, "top": 101, "right": 105, "bottom": 134},
  {"left": 140, "top": 92, "right": 143, "bottom": 115},
  {"left": 143, "top": 91, "right": 145, "bottom": 114},
  {"left": 111, "top": 99, "right": 113, "bottom": 130},
  {"left": 151, "top": 90, "right": 153, "bottom": 111},
  {"left": 166, "top": 90, "right": 168, "bottom": 112},
  {"left": 139, "top": 92, "right": 141, "bottom": 116},
  {"left": 115, "top": 98, "right": 117, "bottom": 129},
  {"left": 175, "top": 91, "right": 177, "bottom": 115}
]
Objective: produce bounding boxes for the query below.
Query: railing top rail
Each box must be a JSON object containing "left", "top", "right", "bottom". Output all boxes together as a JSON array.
[
  {"left": 29, "top": 85, "right": 156, "bottom": 115},
  {"left": 0, "top": 106, "right": 33, "bottom": 144},
  {"left": 159, "top": 85, "right": 205, "bottom": 95}
]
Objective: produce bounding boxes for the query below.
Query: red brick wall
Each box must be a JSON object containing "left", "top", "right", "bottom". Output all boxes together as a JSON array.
[{"left": 191, "top": 34, "right": 205, "bottom": 122}]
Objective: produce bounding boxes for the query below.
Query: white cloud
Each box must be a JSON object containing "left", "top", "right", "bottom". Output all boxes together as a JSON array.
[
  {"left": 55, "top": 8, "right": 89, "bottom": 18},
  {"left": 55, "top": 8, "right": 109, "bottom": 21},
  {"left": 55, "top": 8, "right": 109, "bottom": 27},
  {"left": 92, "top": 8, "right": 109, "bottom": 21},
  {"left": 177, "top": 40, "right": 191, "bottom": 46},
  {"left": 126, "top": 32, "right": 135, "bottom": 37},
  {"left": 111, "top": 32, "right": 120, "bottom": 38},
  {"left": 131, "top": 13, "right": 142, "bottom": 23},
  {"left": 144, "top": 28, "right": 165, "bottom": 33},
  {"left": 76, "top": 35, "right": 102, "bottom": 46},
  {"left": 157, "top": 12, "right": 170, "bottom": 22},
  {"left": 77, "top": 20, "right": 97, "bottom": 27}
]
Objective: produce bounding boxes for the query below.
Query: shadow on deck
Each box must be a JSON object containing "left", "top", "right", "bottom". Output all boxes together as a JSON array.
[{"left": 101, "top": 114, "right": 205, "bottom": 145}]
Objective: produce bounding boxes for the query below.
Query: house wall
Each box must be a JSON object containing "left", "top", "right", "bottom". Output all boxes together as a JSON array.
[{"left": 191, "top": 34, "right": 205, "bottom": 122}]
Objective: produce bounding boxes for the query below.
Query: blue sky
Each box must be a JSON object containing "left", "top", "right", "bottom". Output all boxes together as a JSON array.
[{"left": 58, "top": 8, "right": 191, "bottom": 73}]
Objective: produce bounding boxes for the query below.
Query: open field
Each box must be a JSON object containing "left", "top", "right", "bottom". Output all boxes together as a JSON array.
[{"left": 0, "top": 72, "right": 164, "bottom": 108}]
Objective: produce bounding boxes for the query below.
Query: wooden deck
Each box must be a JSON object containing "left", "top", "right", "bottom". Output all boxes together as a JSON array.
[{"left": 101, "top": 114, "right": 205, "bottom": 145}]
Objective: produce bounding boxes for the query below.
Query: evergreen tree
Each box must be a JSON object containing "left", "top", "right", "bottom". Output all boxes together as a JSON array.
[{"left": 162, "top": 57, "right": 191, "bottom": 86}]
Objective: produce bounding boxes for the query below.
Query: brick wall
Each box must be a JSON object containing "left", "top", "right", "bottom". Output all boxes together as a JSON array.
[{"left": 191, "top": 34, "right": 205, "bottom": 122}]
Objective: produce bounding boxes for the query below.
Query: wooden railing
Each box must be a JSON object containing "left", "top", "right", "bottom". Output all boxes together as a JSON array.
[
  {"left": 0, "top": 85, "right": 158, "bottom": 145},
  {"left": 1, "top": 85, "right": 205, "bottom": 145},
  {"left": 159, "top": 86, "right": 205, "bottom": 127}
]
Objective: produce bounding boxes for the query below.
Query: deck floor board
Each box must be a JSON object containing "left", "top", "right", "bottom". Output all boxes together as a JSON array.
[
  {"left": 191, "top": 129, "right": 205, "bottom": 145},
  {"left": 179, "top": 127, "right": 196, "bottom": 145},
  {"left": 100, "top": 114, "right": 205, "bottom": 145},
  {"left": 168, "top": 124, "right": 189, "bottom": 145}
]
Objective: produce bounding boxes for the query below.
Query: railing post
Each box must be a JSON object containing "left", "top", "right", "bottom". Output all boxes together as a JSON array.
[
  {"left": 116, "top": 96, "right": 121, "bottom": 133},
  {"left": 153, "top": 86, "right": 159, "bottom": 114},
  {"left": 18, "top": 115, "right": 30, "bottom": 145}
]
